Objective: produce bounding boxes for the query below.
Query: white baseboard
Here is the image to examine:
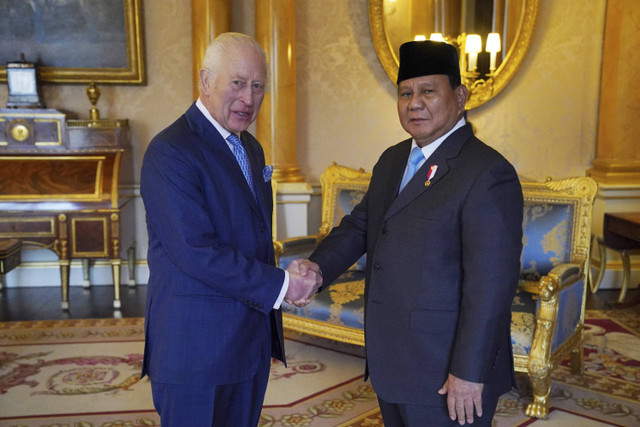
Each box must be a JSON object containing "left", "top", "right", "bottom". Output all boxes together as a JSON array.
[{"left": 2, "top": 260, "right": 149, "bottom": 288}]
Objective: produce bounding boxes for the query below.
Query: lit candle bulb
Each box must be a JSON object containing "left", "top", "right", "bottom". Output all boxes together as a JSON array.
[
  {"left": 414, "top": 35, "right": 427, "bottom": 41},
  {"left": 465, "top": 34, "right": 482, "bottom": 72},
  {"left": 429, "top": 33, "right": 445, "bottom": 42},
  {"left": 485, "top": 33, "right": 501, "bottom": 72}
]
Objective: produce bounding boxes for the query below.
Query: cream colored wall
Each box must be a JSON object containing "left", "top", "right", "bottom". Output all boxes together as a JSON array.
[{"left": 295, "top": 0, "right": 606, "bottom": 183}]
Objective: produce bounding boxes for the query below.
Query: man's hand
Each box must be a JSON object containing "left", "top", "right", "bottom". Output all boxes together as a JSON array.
[
  {"left": 284, "top": 259, "right": 322, "bottom": 307},
  {"left": 438, "top": 374, "right": 484, "bottom": 425}
]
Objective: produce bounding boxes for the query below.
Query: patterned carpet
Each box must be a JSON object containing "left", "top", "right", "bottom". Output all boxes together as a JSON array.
[{"left": 0, "top": 308, "right": 638, "bottom": 427}]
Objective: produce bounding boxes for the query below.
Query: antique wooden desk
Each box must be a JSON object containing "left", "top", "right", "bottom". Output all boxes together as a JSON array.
[
  {"left": 592, "top": 212, "right": 640, "bottom": 302},
  {"left": 0, "top": 108, "right": 134, "bottom": 309}
]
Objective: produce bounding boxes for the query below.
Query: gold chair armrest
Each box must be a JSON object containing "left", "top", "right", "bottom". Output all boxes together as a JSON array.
[
  {"left": 538, "top": 263, "right": 581, "bottom": 302},
  {"left": 274, "top": 235, "right": 319, "bottom": 266},
  {"left": 520, "top": 263, "right": 582, "bottom": 300},
  {"left": 279, "top": 234, "right": 319, "bottom": 250}
]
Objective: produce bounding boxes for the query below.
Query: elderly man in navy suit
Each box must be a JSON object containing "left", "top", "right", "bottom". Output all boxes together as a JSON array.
[
  {"left": 140, "top": 33, "right": 318, "bottom": 426},
  {"left": 294, "top": 41, "right": 523, "bottom": 426}
]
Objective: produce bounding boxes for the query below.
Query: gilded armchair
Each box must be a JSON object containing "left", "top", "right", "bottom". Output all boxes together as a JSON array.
[
  {"left": 511, "top": 176, "right": 598, "bottom": 418},
  {"left": 275, "top": 163, "right": 371, "bottom": 345}
]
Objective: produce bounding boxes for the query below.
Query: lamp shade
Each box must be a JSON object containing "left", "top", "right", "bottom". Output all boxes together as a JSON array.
[
  {"left": 465, "top": 34, "right": 482, "bottom": 53},
  {"left": 486, "top": 33, "right": 501, "bottom": 53}
]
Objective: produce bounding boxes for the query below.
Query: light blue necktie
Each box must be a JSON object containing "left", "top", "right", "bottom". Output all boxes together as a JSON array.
[
  {"left": 227, "top": 133, "right": 256, "bottom": 199},
  {"left": 399, "top": 147, "right": 425, "bottom": 193}
]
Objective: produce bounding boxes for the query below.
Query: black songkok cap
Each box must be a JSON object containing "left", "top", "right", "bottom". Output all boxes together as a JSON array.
[{"left": 397, "top": 40, "right": 461, "bottom": 85}]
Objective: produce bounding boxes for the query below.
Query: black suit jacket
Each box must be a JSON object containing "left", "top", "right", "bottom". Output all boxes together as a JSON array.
[{"left": 310, "top": 123, "right": 523, "bottom": 405}]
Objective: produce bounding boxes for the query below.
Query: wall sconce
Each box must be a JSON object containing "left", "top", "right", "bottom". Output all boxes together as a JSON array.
[
  {"left": 428, "top": 32, "right": 504, "bottom": 94},
  {"left": 414, "top": 32, "right": 503, "bottom": 95},
  {"left": 464, "top": 34, "right": 482, "bottom": 73},
  {"left": 486, "top": 33, "right": 501, "bottom": 74}
]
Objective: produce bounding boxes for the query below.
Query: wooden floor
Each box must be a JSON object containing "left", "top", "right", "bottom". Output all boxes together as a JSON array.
[
  {"left": 0, "top": 284, "right": 148, "bottom": 321},
  {"left": 0, "top": 283, "right": 638, "bottom": 322}
]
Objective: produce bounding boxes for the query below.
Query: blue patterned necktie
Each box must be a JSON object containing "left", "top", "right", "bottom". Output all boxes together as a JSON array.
[
  {"left": 399, "top": 147, "right": 425, "bottom": 193},
  {"left": 227, "top": 133, "right": 256, "bottom": 199}
]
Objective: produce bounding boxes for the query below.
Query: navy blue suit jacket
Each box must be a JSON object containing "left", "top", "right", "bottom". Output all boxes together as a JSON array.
[
  {"left": 140, "top": 103, "right": 285, "bottom": 386},
  {"left": 310, "top": 123, "right": 523, "bottom": 406}
]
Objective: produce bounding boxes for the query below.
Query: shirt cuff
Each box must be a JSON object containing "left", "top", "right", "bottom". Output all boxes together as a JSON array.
[{"left": 273, "top": 269, "right": 289, "bottom": 309}]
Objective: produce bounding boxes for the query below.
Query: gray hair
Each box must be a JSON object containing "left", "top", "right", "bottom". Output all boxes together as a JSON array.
[{"left": 199, "top": 32, "right": 268, "bottom": 94}]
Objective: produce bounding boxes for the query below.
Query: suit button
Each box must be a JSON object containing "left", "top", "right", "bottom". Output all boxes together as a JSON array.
[
  {"left": 373, "top": 262, "right": 382, "bottom": 271},
  {"left": 261, "top": 227, "right": 267, "bottom": 233},
  {"left": 381, "top": 226, "right": 387, "bottom": 234}
]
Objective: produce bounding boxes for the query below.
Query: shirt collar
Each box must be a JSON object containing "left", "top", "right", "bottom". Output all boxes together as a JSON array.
[
  {"left": 196, "top": 98, "right": 236, "bottom": 142},
  {"left": 412, "top": 117, "right": 466, "bottom": 160}
]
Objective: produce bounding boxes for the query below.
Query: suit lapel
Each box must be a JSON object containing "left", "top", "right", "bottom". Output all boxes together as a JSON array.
[
  {"left": 384, "top": 124, "right": 473, "bottom": 221},
  {"left": 380, "top": 139, "right": 412, "bottom": 217},
  {"left": 185, "top": 104, "right": 264, "bottom": 217}
]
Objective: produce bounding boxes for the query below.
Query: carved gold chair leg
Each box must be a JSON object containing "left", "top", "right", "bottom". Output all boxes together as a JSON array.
[{"left": 525, "top": 363, "right": 551, "bottom": 419}]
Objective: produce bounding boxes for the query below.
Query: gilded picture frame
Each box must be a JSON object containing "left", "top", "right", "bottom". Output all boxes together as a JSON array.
[{"left": 0, "top": 0, "right": 145, "bottom": 85}]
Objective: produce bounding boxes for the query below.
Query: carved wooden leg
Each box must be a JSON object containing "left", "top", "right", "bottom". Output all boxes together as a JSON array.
[
  {"left": 127, "top": 243, "right": 136, "bottom": 287},
  {"left": 112, "top": 259, "right": 122, "bottom": 309},
  {"left": 81, "top": 258, "right": 91, "bottom": 288},
  {"left": 590, "top": 237, "right": 607, "bottom": 294},
  {"left": 59, "top": 260, "right": 70, "bottom": 310},
  {"left": 618, "top": 249, "right": 631, "bottom": 303},
  {"left": 526, "top": 362, "right": 551, "bottom": 418}
]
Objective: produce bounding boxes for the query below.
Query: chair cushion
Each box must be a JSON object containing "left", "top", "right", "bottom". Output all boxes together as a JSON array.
[
  {"left": 283, "top": 270, "right": 365, "bottom": 329},
  {"left": 511, "top": 289, "right": 538, "bottom": 356},
  {"left": 521, "top": 201, "right": 574, "bottom": 281}
]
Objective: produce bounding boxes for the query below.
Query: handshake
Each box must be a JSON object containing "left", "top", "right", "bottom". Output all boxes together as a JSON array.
[{"left": 284, "top": 259, "right": 322, "bottom": 307}]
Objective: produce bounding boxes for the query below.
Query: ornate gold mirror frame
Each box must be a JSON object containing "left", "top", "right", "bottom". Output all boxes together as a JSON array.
[{"left": 369, "top": 0, "right": 538, "bottom": 109}]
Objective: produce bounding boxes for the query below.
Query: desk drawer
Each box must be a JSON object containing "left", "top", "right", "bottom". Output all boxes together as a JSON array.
[{"left": 0, "top": 216, "right": 56, "bottom": 238}]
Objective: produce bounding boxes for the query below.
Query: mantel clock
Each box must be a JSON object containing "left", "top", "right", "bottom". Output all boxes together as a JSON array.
[{"left": 6, "top": 55, "right": 44, "bottom": 108}]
